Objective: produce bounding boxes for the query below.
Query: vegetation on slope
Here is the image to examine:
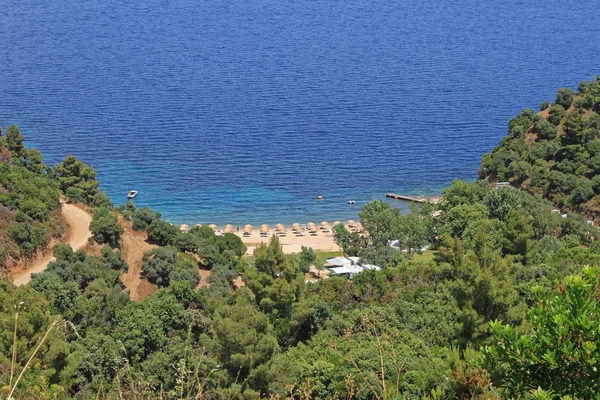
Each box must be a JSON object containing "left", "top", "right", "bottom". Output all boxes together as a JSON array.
[
  {"left": 4, "top": 78, "right": 600, "bottom": 400},
  {"left": 0, "top": 126, "right": 65, "bottom": 269},
  {"left": 480, "top": 76, "right": 600, "bottom": 216}
]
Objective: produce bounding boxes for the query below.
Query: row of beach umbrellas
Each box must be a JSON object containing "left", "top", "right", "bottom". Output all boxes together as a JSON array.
[{"left": 178, "top": 221, "right": 364, "bottom": 233}]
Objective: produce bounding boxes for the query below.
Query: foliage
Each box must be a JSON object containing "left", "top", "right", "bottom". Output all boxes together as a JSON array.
[
  {"left": 483, "top": 266, "right": 600, "bottom": 398},
  {"left": 6, "top": 83, "right": 600, "bottom": 398},
  {"left": 89, "top": 207, "right": 124, "bottom": 247},
  {"left": 146, "top": 219, "right": 179, "bottom": 246},
  {"left": 298, "top": 245, "right": 316, "bottom": 273},
  {"left": 480, "top": 77, "right": 600, "bottom": 219},
  {"left": 54, "top": 155, "right": 99, "bottom": 204},
  {"left": 132, "top": 205, "right": 161, "bottom": 231}
]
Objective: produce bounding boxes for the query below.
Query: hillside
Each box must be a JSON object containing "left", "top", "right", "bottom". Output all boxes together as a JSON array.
[
  {"left": 480, "top": 76, "right": 600, "bottom": 218},
  {"left": 5, "top": 89, "right": 600, "bottom": 398},
  {"left": 0, "top": 126, "right": 68, "bottom": 272}
]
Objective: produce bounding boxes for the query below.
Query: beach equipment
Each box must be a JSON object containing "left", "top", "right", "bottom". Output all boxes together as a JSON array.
[
  {"left": 355, "top": 223, "right": 364, "bottom": 232},
  {"left": 208, "top": 224, "right": 217, "bottom": 231},
  {"left": 347, "top": 220, "right": 355, "bottom": 227},
  {"left": 179, "top": 224, "right": 190, "bottom": 232},
  {"left": 244, "top": 224, "right": 253, "bottom": 230},
  {"left": 333, "top": 221, "right": 342, "bottom": 226},
  {"left": 292, "top": 223, "right": 301, "bottom": 231},
  {"left": 276, "top": 223, "right": 285, "bottom": 232},
  {"left": 260, "top": 224, "right": 269, "bottom": 235},
  {"left": 243, "top": 225, "right": 252, "bottom": 236},
  {"left": 320, "top": 221, "right": 329, "bottom": 227},
  {"left": 224, "top": 224, "right": 233, "bottom": 233}
]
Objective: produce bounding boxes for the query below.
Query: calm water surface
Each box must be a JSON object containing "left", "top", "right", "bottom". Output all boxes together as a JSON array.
[{"left": 1, "top": 0, "right": 599, "bottom": 224}]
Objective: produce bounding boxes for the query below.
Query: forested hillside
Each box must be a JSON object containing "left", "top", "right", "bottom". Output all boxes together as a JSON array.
[
  {"left": 480, "top": 76, "right": 600, "bottom": 217},
  {"left": 0, "top": 125, "right": 66, "bottom": 269},
  {"left": 3, "top": 78, "right": 600, "bottom": 400},
  {"left": 0, "top": 125, "right": 113, "bottom": 271}
]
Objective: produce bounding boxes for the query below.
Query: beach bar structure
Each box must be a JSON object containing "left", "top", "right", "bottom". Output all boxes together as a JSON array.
[{"left": 326, "top": 257, "right": 381, "bottom": 280}]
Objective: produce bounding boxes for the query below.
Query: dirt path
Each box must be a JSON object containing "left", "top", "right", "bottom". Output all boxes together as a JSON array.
[
  {"left": 118, "top": 218, "right": 158, "bottom": 301},
  {"left": 12, "top": 204, "right": 92, "bottom": 286}
]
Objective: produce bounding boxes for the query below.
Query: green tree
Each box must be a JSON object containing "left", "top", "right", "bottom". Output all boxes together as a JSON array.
[
  {"left": 440, "top": 179, "right": 487, "bottom": 211},
  {"left": 212, "top": 291, "right": 279, "bottom": 378},
  {"left": 359, "top": 200, "right": 401, "bottom": 246},
  {"left": 332, "top": 223, "right": 364, "bottom": 256},
  {"left": 483, "top": 266, "right": 600, "bottom": 398},
  {"left": 554, "top": 87, "right": 575, "bottom": 109},
  {"left": 299, "top": 245, "right": 316, "bottom": 274},
  {"left": 5, "top": 124, "right": 24, "bottom": 157},
  {"left": 254, "top": 235, "right": 286, "bottom": 277},
  {"left": 132, "top": 206, "right": 161, "bottom": 230},
  {"left": 146, "top": 219, "right": 179, "bottom": 246},
  {"left": 90, "top": 207, "right": 124, "bottom": 247},
  {"left": 20, "top": 199, "right": 49, "bottom": 221},
  {"left": 569, "top": 177, "right": 594, "bottom": 206},
  {"left": 547, "top": 104, "right": 566, "bottom": 126},
  {"left": 54, "top": 155, "right": 99, "bottom": 203},
  {"left": 141, "top": 247, "right": 178, "bottom": 286}
]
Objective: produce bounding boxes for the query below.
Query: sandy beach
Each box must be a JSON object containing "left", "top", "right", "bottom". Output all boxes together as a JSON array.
[{"left": 234, "top": 228, "right": 341, "bottom": 255}]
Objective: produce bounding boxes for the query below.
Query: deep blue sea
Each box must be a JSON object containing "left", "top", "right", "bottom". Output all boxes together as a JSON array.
[{"left": 1, "top": 0, "right": 599, "bottom": 225}]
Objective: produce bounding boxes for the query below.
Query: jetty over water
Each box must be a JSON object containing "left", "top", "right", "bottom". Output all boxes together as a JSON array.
[{"left": 386, "top": 193, "right": 441, "bottom": 204}]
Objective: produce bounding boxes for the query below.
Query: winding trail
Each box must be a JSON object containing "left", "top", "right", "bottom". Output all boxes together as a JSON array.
[{"left": 12, "top": 203, "right": 92, "bottom": 286}]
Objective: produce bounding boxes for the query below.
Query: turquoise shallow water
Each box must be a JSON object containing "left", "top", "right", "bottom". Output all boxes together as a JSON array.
[{"left": 1, "top": 0, "right": 599, "bottom": 225}]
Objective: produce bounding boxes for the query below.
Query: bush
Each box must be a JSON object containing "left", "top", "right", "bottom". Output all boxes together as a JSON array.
[
  {"left": 141, "top": 247, "right": 177, "bottom": 286},
  {"left": 20, "top": 199, "right": 49, "bottom": 221},
  {"left": 132, "top": 206, "right": 161, "bottom": 231},
  {"left": 569, "top": 178, "right": 594, "bottom": 206},
  {"left": 554, "top": 87, "right": 575, "bottom": 109},
  {"left": 547, "top": 104, "right": 566, "bottom": 126},
  {"left": 90, "top": 207, "right": 124, "bottom": 247},
  {"left": 146, "top": 219, "right": 179, "bottom": 246}
]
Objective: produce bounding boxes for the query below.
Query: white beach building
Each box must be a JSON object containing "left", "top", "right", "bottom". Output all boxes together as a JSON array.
[{"left": 325, "top": 257, "right": 381, "bottom": 280}]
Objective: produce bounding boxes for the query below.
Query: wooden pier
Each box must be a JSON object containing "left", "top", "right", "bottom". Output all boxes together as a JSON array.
[{"left": 385, "top": 193, "right": 441, "bottom": 204}]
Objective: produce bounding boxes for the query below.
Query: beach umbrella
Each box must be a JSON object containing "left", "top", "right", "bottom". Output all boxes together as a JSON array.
[
  {"left": 354, "top": 223, "right": 364, "bottom": 232},
  {"left": 208, "top": 224, "right": 217, "bottom": 231},
  {"left": 244, "top": 224, "right": 253, "bottom": 230},
  {"left": 260, "top": 224, "right": 269, "bottom": 233},
  {"left": 347, "top": 219, "right": 355, "bottom": 227},
  {"left": 179, "top": 224, "right": 190, "bottom": 232},
  {"left": 276, "top": 223, "right": 285, "bottom": 231},
  {"left": 292, "top": 223, "right": 301, "bottom": 231},
  {"left": 333, "top": 221, "right": 342, "bottom": 226},
  {"left": 194, "top": 224, "right": 203, "bottom": 228},
  {"left": 224, "top": 224, "right": 233, "bottom": 233},
  {"left": 320, "top": 221, "right": 329, "bottom": 227}
]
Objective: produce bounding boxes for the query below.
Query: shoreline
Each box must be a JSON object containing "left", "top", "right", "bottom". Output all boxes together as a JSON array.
[{"left": 232, "top": 227, "right": 344, "bottom": 255}]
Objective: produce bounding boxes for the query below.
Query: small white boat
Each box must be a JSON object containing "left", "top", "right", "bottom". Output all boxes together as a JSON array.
[{"left": 127, "top": 190, "right": 138, "bottom": 199}]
